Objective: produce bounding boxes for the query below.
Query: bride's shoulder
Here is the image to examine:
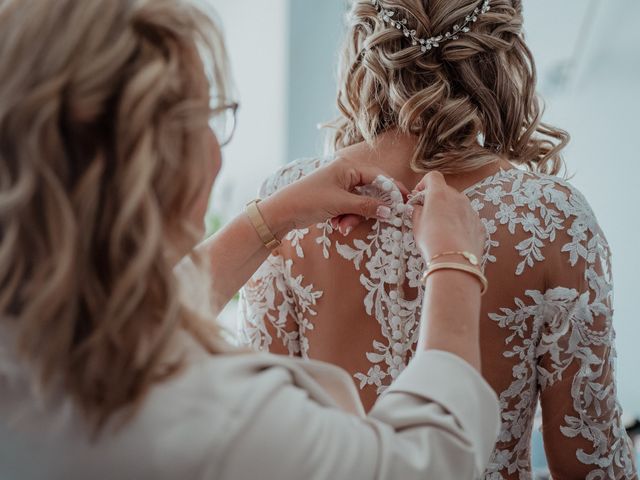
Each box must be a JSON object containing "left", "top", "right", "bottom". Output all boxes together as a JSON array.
[
  {"left": 469, "top": 169, "right": 608, "bottom": 273},
  {"left": 470, "top": 168, "right": 598, "bottom": 223},
  {"left": 258, "top": 156, "right": 333, "bottom": 199}
]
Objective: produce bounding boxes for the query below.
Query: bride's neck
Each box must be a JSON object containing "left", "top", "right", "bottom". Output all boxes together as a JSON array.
[
  {"left": 336, "top": 129, "right": 512, "bottom": 192},
  {"left": 336, "top": 129, "right": 422, "bottom": 188}
]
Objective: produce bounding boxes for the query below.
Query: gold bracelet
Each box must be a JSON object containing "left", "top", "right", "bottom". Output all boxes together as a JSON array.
[
  {"left": 245, "top": 199, "right": 281, "bottom": 251},
  {"left": 426, "top": 251, "right": 480, "bottom": 269},
  {"left": 421, "top": 262, "right": 488, "bottom": 295}
]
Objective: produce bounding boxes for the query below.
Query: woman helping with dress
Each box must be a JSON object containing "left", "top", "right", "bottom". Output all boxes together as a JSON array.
[
  {"left": 239, "top": 1, "right": 638, "bottom": 478},
  {"left": 0, "top": 0, "right": 501, "bottom": 478}
]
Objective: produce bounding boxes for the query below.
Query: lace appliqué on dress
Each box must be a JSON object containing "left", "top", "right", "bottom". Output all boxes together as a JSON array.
[
  {"left": 238, "top": 158, "right": 637, "bottom": 479},
  {"left": 238, "top": 255, "right": 321, "bottom": 357}
]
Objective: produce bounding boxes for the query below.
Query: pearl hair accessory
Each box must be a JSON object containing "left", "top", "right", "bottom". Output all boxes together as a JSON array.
[{"left": 371, "top": 0, "right": 491, "bottom": 54}]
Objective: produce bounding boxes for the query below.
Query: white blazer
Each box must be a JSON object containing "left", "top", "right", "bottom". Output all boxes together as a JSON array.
[{"left": 0, "top": 339, "right": 500, "bottom": 480}]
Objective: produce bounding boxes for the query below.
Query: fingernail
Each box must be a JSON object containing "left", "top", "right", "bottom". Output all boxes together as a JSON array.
[
  {"left": 343, "top": 227, "right": 353, "bottom": 237},
  {"left": 377, "top": 206, "right": 391, "bottom": 219},
  {"left": 406, "top": 205, "right": 414, "bottom": 216}
]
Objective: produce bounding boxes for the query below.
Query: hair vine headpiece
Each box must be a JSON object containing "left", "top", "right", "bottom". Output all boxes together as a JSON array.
[{"left": 371, "top": 0, "right": 491, "bottom": 53}]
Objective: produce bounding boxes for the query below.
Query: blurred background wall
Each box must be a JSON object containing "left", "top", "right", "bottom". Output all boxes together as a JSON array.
[
  {"left": 206, "top": 0, "right": 289, "bottom": 232},
  {"left": 209, "top": 0, "right": 640, "bottom": 428}
]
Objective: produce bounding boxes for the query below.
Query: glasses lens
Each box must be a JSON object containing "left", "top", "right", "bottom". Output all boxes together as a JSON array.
[{"left": 210, "top": 105, "right": 237, "bottom": 147}]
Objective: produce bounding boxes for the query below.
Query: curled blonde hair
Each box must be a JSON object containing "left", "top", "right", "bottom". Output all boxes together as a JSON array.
[
  {"left": 0, "top": 0, "right": 230, "bottom": 429},
  {"left": 329, "top": 0, "right": 569, "bottom": 175}
]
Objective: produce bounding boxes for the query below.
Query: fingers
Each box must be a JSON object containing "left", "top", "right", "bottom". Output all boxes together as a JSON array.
[
  {"left": 366, "top": 170, "right": 410, "bottom": 199},
  {"left": 339, "top": 160, "right": 410, "bottom": 199},
  {"left": 334, "top": 196, "right": 391, "bottom": 235},
  {"left": 336, "top": 214, "right": 362, "bottom": 236},
  {"left": 330, "top": 214, "right": 362, "bottom": 236},
  {"left": 345, "top": 192, "right": 391, "bottom": 221},
  {"left": 414, "top": 171, "right": 446, "bottom": 193},
  {"left": 424, "top": 171, "right": 446, "bottom": 191}
]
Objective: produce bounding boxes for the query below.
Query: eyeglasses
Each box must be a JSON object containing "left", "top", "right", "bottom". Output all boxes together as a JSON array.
[{"left": 210, "top": 102, "right": 239, "bottom": 148}]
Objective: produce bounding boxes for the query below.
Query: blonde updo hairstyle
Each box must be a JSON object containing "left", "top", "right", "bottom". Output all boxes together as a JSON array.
[
  {"left": 330, "top": 0, "right": 569, "bottom": 174},
  {"left": 0, "top": 0, "right": 230, "bottom": 430}
]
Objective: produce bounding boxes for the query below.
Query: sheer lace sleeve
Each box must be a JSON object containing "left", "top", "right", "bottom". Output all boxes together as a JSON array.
[
  {"left": 535, "top": 190, "right": 637, "bottom": 479},
  {"left": 238, "top": 253, "right": 303, "bottom": 356},
  {"left": 237, "top": 158, "right": 331, "bottom": 357}
]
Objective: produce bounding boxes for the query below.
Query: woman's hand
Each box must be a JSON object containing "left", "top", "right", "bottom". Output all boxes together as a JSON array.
[
  {"left": 411, "top": 171, "right": 485, "bottom": 262},
  {"left": 259, "top": 156, "right": 408, "bottom": 238},
  {"left": 199, "top": 156, "right": 406, "bottom": 313}
]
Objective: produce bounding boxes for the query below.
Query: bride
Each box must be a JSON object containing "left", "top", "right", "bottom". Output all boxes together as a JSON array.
[{"left": 239, "top": 0, "right": 638, "bottom": 478}]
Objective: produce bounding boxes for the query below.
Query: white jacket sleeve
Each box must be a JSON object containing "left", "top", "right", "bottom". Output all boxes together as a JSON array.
[{"left": 216, "top": 351, "right": 500, "bottom": 480}]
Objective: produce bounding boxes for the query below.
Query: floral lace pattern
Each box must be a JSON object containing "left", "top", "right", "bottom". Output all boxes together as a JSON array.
[
  {"left": 337, "top": 179, "right": 426, "bottom": 390},
  {"left": 238, "top": 255, "right": 321, "bottom": 357},
  {"left": 238, "top": 157, "right": 637, "bottom": 479}
]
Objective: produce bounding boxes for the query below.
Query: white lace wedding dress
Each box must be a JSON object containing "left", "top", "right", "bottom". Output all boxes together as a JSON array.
[{"left": 238, "top": 156, "right": 637, "bottom": 479}]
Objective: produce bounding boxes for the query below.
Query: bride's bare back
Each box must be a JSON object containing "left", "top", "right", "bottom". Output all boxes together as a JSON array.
[{"left": 238, "top": 150, "right": 636, "bottom": 479}]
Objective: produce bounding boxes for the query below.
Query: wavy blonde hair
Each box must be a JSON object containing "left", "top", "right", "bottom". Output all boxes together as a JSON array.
[
  {"left": 0, "top": 0, "right": 230, "bottom": 430},
  {"left": 329, "top": 0, "right": 569, "bottom": 175}
]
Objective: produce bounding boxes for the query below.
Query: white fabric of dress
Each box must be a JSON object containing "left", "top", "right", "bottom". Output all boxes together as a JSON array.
[{"left": 238, "top": 156, "right": 638, "bottom": 480}]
